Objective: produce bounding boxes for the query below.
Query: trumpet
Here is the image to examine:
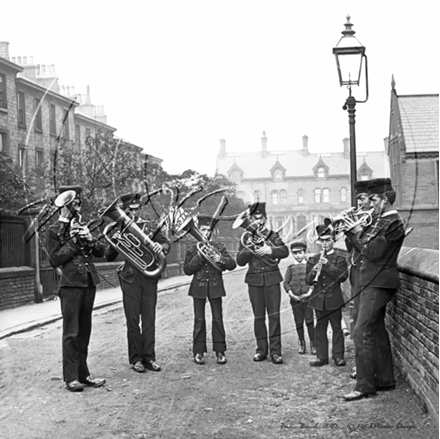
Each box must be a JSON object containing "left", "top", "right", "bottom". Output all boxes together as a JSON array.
[
  {"left": 324, "top": 207, "right": 374, "bottom": 234},
  {"left": 232, "top": 210, "right": 279, "bottom": 267},
  {"left": 176, "top": 216, "right": 224, "bottom": 272}
]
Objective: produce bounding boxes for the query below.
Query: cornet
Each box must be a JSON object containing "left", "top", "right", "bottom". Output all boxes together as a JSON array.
[{"left": 325, "top": 207, "right": 374, "bottom": 234}]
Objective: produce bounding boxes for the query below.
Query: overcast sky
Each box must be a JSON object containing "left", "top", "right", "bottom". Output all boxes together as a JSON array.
[{"left": 3, "top": 1, "right": 439, "bottom": 175}]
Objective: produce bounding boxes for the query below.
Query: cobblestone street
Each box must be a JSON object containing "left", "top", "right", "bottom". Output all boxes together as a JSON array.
[{"left": 0, "top": 263, "right": 436, "bottom": 439}]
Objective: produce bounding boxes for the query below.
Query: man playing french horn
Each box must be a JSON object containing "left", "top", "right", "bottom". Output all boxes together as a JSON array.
[
  {"left": 183, "top": 215, "right": 236, "bottom": 365},
  {"left": 236, "top": 202, "right": 289, "bottom": 364},
  {"left": 105, "top": 193, "right": 170, "bottom": 374}
]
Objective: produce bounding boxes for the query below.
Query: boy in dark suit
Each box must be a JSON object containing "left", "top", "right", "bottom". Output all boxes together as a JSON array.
[
  {"left": 47, "top": 185, "right": 106, "bottom": 392},
  {"left": 183, "top": 215, "right": 236, "bottom": 365},
  {"left": 236, "top": 202, "right": 289, "bottom": 364},
  {"left": 303, "top": 224, "right": 348, "bottom": 367}
]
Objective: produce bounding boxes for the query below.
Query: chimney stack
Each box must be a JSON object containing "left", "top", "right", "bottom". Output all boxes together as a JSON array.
[
  {"left": 219, "top": 138, "right": 226, "bottom": 159},
  {"left": 302, "top": 135, "right": 309, "bottom": 155},
  {"left": 0, "top": 41, "right": 10, "bottom": 60},
  {"left": 343, "top": 137, "right": 350, "bottom": 159},
  {"left": 260, "top": 130, "right": 268, "bottom": 158}
]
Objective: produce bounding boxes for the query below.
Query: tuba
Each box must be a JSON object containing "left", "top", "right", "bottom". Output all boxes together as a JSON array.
[
  {"left": 100, "top": 198, "right": 166, "bottom": 278},
  {"left": 177, "top": 216, "right": 223, "bottom": 272},
  {"left": 232, "top": 211, "right": 279, "bottom": 267}
]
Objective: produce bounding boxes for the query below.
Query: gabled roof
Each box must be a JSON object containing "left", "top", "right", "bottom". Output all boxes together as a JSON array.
[
  {"left": 398, "top": 94, "right": 439, "bottom": 154},
  {"left": 216, "top": 149, "right": 388, "bottom": 180}
]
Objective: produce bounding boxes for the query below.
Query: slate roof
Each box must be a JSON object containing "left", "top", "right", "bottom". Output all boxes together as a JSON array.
[
  {"left": 398, "top": 94, "right": 439, "bottom": 154},
  {"left": 216, "top": 149, "right": 389, "bottom": 180}
]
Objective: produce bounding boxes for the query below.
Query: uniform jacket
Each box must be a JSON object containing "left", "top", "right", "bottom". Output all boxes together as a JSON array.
[
  {"left": 183, "top": 241, "right": 236, "bottom": 299},
  {"left": 346, "top": 211, "right": 405, "bottom": 289},
  {"left": 105, "top": 221, "right": 171, "bottom": 284},
  {"left": 305, "top": 251, "right": 348, "bottom": 311},
  {"left": 236, "top": 230, "right": 289, "bottom": 287},
  {"left": 283, "top": 262, "right": 309, "bottom": 296},
  {"left": 47, "top": 220, "right": 104, "bottom": 288}
]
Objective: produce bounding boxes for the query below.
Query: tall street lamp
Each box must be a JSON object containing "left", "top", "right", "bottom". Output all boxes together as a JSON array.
[{"left": 333, "top": 16, "right": 369, "bottom": 207}]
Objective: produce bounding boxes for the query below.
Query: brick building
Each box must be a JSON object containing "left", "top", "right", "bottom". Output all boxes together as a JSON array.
[
  {"left": 215, "top": 132, "right": 389, "bottom": 239},
  {"left": 387, "top": 76, "right": 439, "bottom": 250},
  {"left": 0, "top": 41, "right": 160, "bottom": 197}
]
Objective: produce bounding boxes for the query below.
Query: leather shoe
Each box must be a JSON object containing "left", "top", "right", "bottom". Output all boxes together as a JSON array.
[
  {"left": 66, "top": 380, "right": 85, "bottom": 392},
  {"left": 309, "top": 359, "right": 329, "bottom": 367},
  {"left": 350, "top": 366, "right": 357, "bottom": 379},
  {"left": 253, "top": 353, "right": 267, "bottom": 362},
  {"left": 343, "top": 390, "right": 375, "bottom": 401},
  {"left": 194, "top": 353, "right": 205, "bottom": 365},
  {"left": 376, "top": 384, "right": 396, "bottom": 392},
  {"left": 334, "top": 358, "right": 346, "bottom": 367},
  {"left": 271, "top": 354, "right": 283, "bottom": 364},
  {"left": 80, "top": 376, "right": 106, "bottom": 388},
  {"left": 132, "top": 361, "right": 146, "bottom": 373},
  {"left": 145, "top": 360, "right": 161, "bottom": 372},
  {"left": 216, "top": 352, "right": 227, "bottom": 365}
]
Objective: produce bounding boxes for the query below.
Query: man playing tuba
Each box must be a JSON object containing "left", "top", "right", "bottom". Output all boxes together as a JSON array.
[
  {"left": 183, "top": 215, "right": 236, "bottom": 365},
  {"left": 236, "top": 202, "right": 289, "bottom": 364},
  {"left": 105, "top": 193, "right": 170, "bottom": 374}
]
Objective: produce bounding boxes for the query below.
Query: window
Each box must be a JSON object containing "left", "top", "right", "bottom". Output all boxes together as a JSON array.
[
  {"left": 274, "top": 169, "right": 283, "bottom": 181},
  {"left": 63, "top": 109, "right": 70, "bottom": 139},
  {"left": 18, "top": 146, "right": 26, "bottom": 169},
  {"left": 340, "top": 187, "right": 347, "bottom": 203},
  {"left": 317, "top": 167, "right": 325, "bottom": 178},
  {"left": 230, "top": 170, "right": 241, "bottom": 183},
  {"left": 0, "top": 74, "right": 6, "bottom": 109},
  {"left": 85, "top": 127, "right": 91, "bottom": 140},
  {"left": 254, "top": 190, "right": 261, "bottom": 201},
  {"left": 17, "top": 92, "right": 26, "bottom": 128},
  {"left": 34, "top": 98, "right": 43, "bottom": 132},
  {"left": 0, "top": 131, "right": 7, "bottom": 152},
  {"left": 314, "top": 188, "right": 321, "bottom": 203},
  {"left": 323, "top": 188, "right": 330, "bottom": 203},
  {"left": 359, "top": 172, "right": 370, "bottom": 181},
  {"left": 75, "top": 124, "right": 80, "bottom": 147},
  {"left": 280, "top": 189, "right": 287, "bottom": 205},
  {"left": 297, "top": 215, "right": 306, "bottom": 233},
  {"left": 50, "top": 104, "right": 56, "bottom": 135},
  {"left": 236, "top": 191, "right": 245, "bottom": 200},
  {"left": 36, "top": 149, "right": 44, "bottom": 167},
  {"left": 275, "top": 216, "right": 284, "bottom": 231},
  {"left": 297, "top": 189, "right": 304, "bottom": 205},
  {"left": 271, "top": 190, "right": 279, "bottom": 205}
]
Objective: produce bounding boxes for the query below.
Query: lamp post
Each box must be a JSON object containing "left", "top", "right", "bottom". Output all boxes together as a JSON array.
[{"left": 333, "top": 16, "right": 369, "bottom": 207}]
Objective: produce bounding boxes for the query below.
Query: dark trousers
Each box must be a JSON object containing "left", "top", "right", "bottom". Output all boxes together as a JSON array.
[
  {"left": 314, "top": 307, "right": 344, "bottom": 361},
  {"left": 248, "top": 284, "right": 282, "bottom": 356},
  {"left": 291, "top": 300, "right": 315, "bottom": 342},
  {"left": 120, "top": 275, "right": 158, "bottom": 365},
  {"left": 350, "top": 265, "right": 361, "bottom": 331},
  {"left": 193, "top": 297, "right": 226, "bottom": 354},
  {"left": 59, "top": 284, "right": 96, "bottom": 383},
  {"left": 354, "top": 286, "right": 395, "bottom": 394}
]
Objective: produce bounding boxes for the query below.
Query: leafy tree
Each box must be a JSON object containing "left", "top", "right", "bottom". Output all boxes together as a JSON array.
[{"left": 0, "top": 152, "right": 33, "bottom": 212}]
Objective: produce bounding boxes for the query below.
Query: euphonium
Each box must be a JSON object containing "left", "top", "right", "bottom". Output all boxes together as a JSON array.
[
  {"left": 177, "top": 216, "right": 223, "bottom": 272},
  {"left": 100, "top": 198, "right": 166, "bottom": 278},
  {"left": 325, "top": 206, "right": 374, "bottom": 234},
  {"left": 232, "top": 211, "right": 279, "bottom": 267}
]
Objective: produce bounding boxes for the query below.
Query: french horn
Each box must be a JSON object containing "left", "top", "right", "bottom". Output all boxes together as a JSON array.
[
  {"left": 100, "top": 198, "right": 166, "bottom": 278},
  {"left": 232, "top": 211, "right": 279, "bottom": 267}
]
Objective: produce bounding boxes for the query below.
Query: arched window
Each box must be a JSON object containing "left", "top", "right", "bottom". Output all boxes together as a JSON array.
[
  {"left": 254, "top": 190, "right": 261, "bottom": 201},
  {"left": 297, "top": 189, "right": 304, "bottom": 205},
  {"left": 271, "top": 190, "right": 279, "bottom": 205},
  {"left": 340, "top": 187, "right": 347, "bottom": 202},
  {"left": 274, "top": 169, "right": 283, "bottom": 181},
  {"left": 314, "top": 188, "right": 321, "bottom": 203},
  {"left": 280, "top": 189, "right": 287, "bottom": 205},
  {"left": 359, "top": 171, "right": 370, "bottom": 181},
  {"left": 323, "top": 188, "right": 330, "bottom": 203},
  {"left": 317, "top": 167, "right": 325, "bottom": 178}
]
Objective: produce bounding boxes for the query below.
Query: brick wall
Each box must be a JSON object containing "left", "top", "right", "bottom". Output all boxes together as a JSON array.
[{"left": 0, "top": 267, "right": 35, "bottom": 309}]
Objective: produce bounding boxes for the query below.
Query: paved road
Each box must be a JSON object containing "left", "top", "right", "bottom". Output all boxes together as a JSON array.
[{"left": 0, "top": 262, "right": 436, "bottom": 439}]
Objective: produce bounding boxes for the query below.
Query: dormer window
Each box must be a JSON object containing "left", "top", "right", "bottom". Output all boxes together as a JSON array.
[
  {"left": 313, "top": 159, "right": 329, "bottom": 178},
  {"left": 270, "top": 160, "right": 286, "bottom": 181},
  {"left": 230, "top": 170, "right": 241, "bottom": 183},
  {"left": 317, "top": 167, "right": 325, "bottom": 178}
]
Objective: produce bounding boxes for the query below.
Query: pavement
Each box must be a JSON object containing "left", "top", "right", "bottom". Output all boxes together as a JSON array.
[{"left": 0, "top": 274, "right": 191, "bottom": 340}]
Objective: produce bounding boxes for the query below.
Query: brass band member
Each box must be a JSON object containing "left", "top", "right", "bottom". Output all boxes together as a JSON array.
[
  {"left": 47, "top": 185, "right": 106, "bottom": 392},
  {"left": 303, "top": 224, "right": 348, "bottom": 367},
  {"left": 183, "top": 215, "right": 236, "bottom": 365},
  {"left": 236, "top": 202, "right": 289, "bottom": 364},
  {"left": 343, "top": 178, "right": 405, "bottom": 401},
  {"left": 105, "top": 193, "right": 170, "bottom": 374}
]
